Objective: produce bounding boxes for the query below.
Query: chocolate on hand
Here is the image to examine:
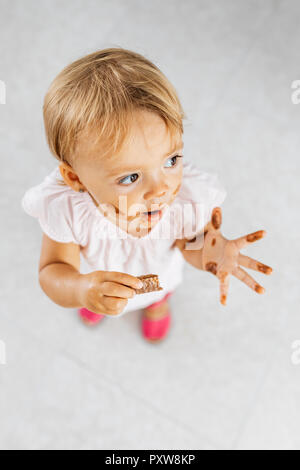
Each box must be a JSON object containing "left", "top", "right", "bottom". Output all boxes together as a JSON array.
[{"left": 201, "top": 206, "right": 273, "bottom": 306}]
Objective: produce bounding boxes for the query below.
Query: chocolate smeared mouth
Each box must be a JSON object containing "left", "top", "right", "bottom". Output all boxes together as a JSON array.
[
  {"left": 143, "top": 210, "right": 160, "bottom": 215},
  {"left": 142, "top": 203, "right": 167, "bottom": 216}
]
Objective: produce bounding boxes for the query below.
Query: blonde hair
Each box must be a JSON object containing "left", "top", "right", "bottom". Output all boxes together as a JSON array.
[{"left": 43, "top": 47, "right": 186, "bottom": 184}]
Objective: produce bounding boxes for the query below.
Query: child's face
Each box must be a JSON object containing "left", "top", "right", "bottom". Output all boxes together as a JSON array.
[{"left": 60, "top": 109, "right": 183, "bottom": 236}]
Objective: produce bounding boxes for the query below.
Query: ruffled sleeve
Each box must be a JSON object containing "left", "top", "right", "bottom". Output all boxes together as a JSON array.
[
  {"left": 174, "top": 159, "right": 227, "bottom": 239},
  {"left": 21, "top": 167, "right": 90, "bottom": 245}
]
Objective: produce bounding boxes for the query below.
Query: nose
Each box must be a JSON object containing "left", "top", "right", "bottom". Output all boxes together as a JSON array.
[{"left": 143, "top": 178, "right": 169, "bottom": 201}]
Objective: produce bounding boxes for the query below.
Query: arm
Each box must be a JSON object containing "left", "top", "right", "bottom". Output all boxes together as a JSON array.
[
  {"left": 38, "top": 233, "right": 83, "bottom": 308},
  {"left": 38, "top": 233, "right": 143, "bottom": 315}
]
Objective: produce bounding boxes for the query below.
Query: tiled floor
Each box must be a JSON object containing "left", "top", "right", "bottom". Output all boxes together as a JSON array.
[{"left": 0, "top": 0, "right": 299, "bottom": 450}]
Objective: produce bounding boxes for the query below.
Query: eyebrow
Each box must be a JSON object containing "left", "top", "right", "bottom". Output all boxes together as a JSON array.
[{"left": 108, "top": 141, "right": 184, "bottom": 178}]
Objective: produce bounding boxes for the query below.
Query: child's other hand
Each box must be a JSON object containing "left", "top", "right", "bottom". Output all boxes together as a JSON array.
[
  {"left": 202, "top": 207, "right": 273, "bottom": 306},
  {"left": 78, "top": 271, "right": 143, "bottom": 316}
]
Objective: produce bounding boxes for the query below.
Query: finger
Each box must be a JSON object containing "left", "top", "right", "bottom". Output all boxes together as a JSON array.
[
  {"left": 218, "top": 271, "right": 230, "bottom": 306},
  {"left": 232, "top": 266, "right": 265, "bottom": 294},
  {"left": 102, "top": 296, "right": 128, "bottom": 314},
  {"left": 238, "top": 253, "right": 273, "bottom": 275},
  {"left": 210, "top": 206, "right": 222, "bottom": 231},
  {"left": 104, "top": 271, "right": 143, "bottom": 290},
  {"left": 100, "top": 281, "right": 136, "bottom": 299},
  {"left": 233, "top": 230, "right": 266, "bottom": 251}
]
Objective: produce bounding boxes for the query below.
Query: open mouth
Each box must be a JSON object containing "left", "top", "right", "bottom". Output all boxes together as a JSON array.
[{"left": 142, "top": 209, "right": 163, "bottom": 221}]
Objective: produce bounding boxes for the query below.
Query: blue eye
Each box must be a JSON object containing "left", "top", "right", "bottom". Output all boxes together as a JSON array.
[
  {"left": 165, "top": 154, "right": 183, "bottom": 168},
  {"left": 117, "top": 155, "right": 183, "bottom": 186},
  {"left": 118, "top": 173, "right": 139, "bottom": 186}
]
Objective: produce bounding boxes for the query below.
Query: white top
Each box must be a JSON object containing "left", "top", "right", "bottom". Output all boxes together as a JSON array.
[{"left": 21, "top": 159, "right": 227, "bottom": 317}]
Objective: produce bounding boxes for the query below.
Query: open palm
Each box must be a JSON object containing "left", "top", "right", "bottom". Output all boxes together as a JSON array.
[{"left": 201, "top": 207, "right": 273, "bottom": 305}]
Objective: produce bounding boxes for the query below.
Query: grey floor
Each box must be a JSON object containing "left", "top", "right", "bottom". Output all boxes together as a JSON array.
[{"left": 0, "top": 0, "right": 299, "bottom": 450}]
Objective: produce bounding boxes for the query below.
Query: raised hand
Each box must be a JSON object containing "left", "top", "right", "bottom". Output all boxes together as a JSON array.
[{"left": 200, "top": 207, "right": 273, "bottom": 306}]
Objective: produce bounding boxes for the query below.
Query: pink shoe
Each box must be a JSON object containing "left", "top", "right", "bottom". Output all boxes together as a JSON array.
[
  {"left": 141, "top": 292, "right": 173, "bottom": 343},
  {"left": 78, "top": 307, "right": 106, "bottom": 326}
]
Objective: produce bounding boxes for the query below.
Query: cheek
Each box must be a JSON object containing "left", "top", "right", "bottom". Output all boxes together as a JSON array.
[
  {"left": 93, "top": 184, "right": 114, "bottom": 206},
  {"left": 90, "top": 180, "right": 120, "bottom": 214},
  {"left": 85, "top": 174, "right": 139, "bottom": 218},
  {"left": 111, "top": 187, "right": 143, "bottom": 216},
  {"left": 172, "top": 182, "right": 181, "bottom": 197},
  {"left": 171, "top": 171, "right": 183, "bottom": 197}
]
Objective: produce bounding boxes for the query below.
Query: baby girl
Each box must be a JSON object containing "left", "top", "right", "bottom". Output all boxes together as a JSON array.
[{"left": 21, "top": 47, "right": 273, "bottom": 343}]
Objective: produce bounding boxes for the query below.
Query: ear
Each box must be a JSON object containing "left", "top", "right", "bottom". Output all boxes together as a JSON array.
[{"left": 59, "top": 162, "right": 85, "bottom": 192}]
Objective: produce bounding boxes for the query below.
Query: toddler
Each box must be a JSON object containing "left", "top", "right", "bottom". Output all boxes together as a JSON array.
[{"left": 21, "top": 48, "right": 273, "bottom": 343}]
